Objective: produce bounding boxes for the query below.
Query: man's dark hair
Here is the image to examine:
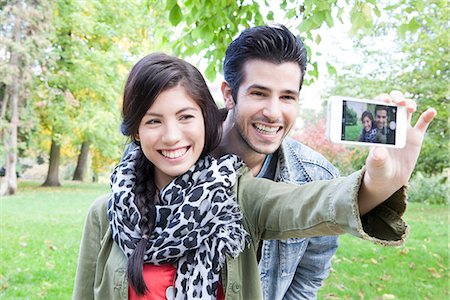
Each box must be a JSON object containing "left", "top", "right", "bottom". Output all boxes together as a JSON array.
[
  {"left": 375, "top": 105, "right": 389, "bottom": 115},
  {"left": 223, "top": 24, "right": 308, "bottom": 101}
]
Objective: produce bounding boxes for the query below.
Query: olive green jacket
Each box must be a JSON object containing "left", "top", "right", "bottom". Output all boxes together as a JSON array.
[{"left": 73, "top": 168, "right": 407, "bottom": 300}]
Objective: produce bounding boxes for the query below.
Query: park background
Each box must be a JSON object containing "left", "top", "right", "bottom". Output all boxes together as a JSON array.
[{"left": 1, "top": 0, "right": 448, "bottom": 299}]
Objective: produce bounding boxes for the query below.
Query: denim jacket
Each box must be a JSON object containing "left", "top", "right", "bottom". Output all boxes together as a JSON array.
[{"left": 259, "top": 137, "right": 340, "bottom": 300}]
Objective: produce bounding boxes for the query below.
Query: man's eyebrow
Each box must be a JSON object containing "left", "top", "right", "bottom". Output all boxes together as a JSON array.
[{"left": 247, "top": 84, "right": 299, "bottom": 95}]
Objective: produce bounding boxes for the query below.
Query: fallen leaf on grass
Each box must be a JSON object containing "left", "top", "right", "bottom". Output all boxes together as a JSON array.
[
  {"left": 323, "top": 293, "right": 340, "bottom": 299},
  {"left": 370, "top": 258, "right": 378, "bottom": 264},
  {"left": 380, "top": 294, "right": 396, "bottom": 299},
  {"left": 398, "top": 248, "right": 409, "bottom": 255},
  {"left": 431, "top": 253, "right": 442, "bottom": 260},
  {"left": 0, "top": 274, "right": 9, "bottom": 291},
  {"left": 44, "top": 240, "right": 57, "bottom": 251},
  {"left": 342, "top": 257, "right": 352, "bottom": 263},
  {"left": 380, "top": 274, "right": 392, "bottom": 281},
  {"left": 45, "top": 261, "right": 55, "bottom": 269},
  {"left": 427, "top": 267, "right": 442, "bottom": 278}
]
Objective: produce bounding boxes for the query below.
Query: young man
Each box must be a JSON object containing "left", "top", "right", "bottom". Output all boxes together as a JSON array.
[
  {"left": 213, "top": 25, "right": 339, "bottom": 300},
  {"left": 375, "top": 105, "right": 395, "bottom": 144},
  {"left": 214, "top": 24, "right": 435, "bottom": 299}
]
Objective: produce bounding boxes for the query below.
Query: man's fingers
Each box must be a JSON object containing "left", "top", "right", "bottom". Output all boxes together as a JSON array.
[
  {"left": 374, "top": 93, "right": 391, "bottom": 103},
  {"left": 390, "top": 90, "right": 406, "bottom": 105},
  {"left": 405, "top": 99, "right": 417, "bottom": 122},
  {"left": 414, "top": 108, "right": 437, "bottom": 133}
]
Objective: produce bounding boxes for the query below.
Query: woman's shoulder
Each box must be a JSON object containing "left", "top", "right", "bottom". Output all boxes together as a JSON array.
[
  {"left": 81, "top": 194, "right": 112, "bottom": 239},
  {"left": 86, "top": 193, "right": 111, "bottom": 221}
]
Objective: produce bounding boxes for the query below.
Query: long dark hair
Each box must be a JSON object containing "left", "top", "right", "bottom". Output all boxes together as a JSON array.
[{"left": 120, "top": 53, "right": 222, "bottom": 295}]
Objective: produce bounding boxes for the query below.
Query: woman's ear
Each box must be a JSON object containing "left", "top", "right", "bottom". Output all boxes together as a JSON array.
[
  {"left": 221, "top": 81, "right": 235, "bottom": 110},
  {"left": 134, "top": 133, "right": 140, "bottom": 141}
]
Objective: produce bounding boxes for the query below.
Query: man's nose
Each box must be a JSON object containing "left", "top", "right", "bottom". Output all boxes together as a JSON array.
[{"left": 262, "top": 98, "right": 282, "bottom": 121}]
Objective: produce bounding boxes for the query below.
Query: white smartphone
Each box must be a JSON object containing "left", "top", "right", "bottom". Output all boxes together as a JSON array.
[{"left": 327, "top": 96, "right": 407, "bottom": 148}]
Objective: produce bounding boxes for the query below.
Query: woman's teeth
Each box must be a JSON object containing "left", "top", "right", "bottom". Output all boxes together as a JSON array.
[{"left": 161, "top": 148, "right": 187, "bottom": 158}]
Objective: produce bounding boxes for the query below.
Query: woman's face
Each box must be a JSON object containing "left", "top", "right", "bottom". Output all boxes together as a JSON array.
[
  {"left": 362, "top": 116, "right": 372, "bottom": 132},
  {"left": 137, "top": 85, "right": 205, "bottom": 190}
]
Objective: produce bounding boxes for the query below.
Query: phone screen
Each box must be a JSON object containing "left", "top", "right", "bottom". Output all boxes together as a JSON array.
[{"left": 341, "top": 100, "right": 398, "bottom": 145}]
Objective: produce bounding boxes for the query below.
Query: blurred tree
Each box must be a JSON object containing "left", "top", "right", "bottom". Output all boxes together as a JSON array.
[
  {"left": 35, "top": 0, "right": 162, "bottom": 185},
  {"left": 0, "top": 0, "right": 53, "bottom": 195},
  {"left": 2, "top": 0, "right": 416, "bottom": 192},
  {"left": 328, "top": 0, "right": 448, "bottom": 175}
]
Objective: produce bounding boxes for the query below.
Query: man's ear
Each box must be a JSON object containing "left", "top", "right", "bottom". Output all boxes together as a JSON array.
[{"left": 221, "top": 81, "right": 235, "bottom": 110}]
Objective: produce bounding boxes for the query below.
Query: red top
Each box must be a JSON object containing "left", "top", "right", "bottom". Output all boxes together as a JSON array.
[{"left": 128, "top": 263, "right": 225, "bottom": 300}]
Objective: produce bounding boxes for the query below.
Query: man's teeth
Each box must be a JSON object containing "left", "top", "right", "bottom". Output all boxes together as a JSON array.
[
  {"left": 254, "top": 124, "right": 279, "bottom": 135},
  {"left": 161, "top": 148, "right": 187, "bottom": 158}
]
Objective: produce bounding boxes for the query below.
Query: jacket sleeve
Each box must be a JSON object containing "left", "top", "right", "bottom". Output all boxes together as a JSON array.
[
  {"left": 237, "top": 167, "right": 407, "bottom": 246},
  {"left": 72, "top": 195, "right": 109, "bottom": 300}
]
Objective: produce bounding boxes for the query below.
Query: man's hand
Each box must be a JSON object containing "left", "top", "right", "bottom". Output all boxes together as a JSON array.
[{"left": 358, "top": 90, "right": 437, "bottom": 215}]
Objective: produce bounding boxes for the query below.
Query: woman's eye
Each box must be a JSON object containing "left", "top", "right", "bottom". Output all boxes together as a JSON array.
[
  {"left": 146, "top": 119, "right": 160, "bottom": 125},
  {"left": 180, "top": 115, "right": 194, "bottom": 120}
]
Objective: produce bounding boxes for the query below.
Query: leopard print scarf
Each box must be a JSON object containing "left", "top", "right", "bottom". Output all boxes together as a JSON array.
[{"left": 108, "top": 146, "right": 250, "bottom": 299}]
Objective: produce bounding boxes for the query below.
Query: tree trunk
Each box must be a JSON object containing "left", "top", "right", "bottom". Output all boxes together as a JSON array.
[
  {"left": 72, "top": 141, "right": 90, "bottom": 181},
  {"left": 0, "top": 14, "right": 21, "bottom": 197},
  {"left": 2, "top": 63, "right": 20, "bottom": 196},
  {"left": 0, "top": 86, "right": 18, "bottom": 196},
  {"left": 42, "top": 140, "right": 61, "bottom": 187}
]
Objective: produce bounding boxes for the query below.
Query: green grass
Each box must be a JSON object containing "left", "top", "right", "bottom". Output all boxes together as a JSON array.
[
  {"left": 344, "top": 124, "right": 362, "bottom": 141},
  {"left": 1, "top": 181, "right": 448, "bottom": 299},
  {"left": 319, "top": 204, "right": 449, "bottom": 299},
  {"left": 1, "top": 181, "right": 109, "bottom": 299}
]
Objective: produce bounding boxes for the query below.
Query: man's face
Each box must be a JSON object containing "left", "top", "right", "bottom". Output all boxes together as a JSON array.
[
  {"left": 376, "top": 109, "right": 388, "bottom": 129},
  {"left": 228, "top": 59, "right": 300, "bottom": 155}
]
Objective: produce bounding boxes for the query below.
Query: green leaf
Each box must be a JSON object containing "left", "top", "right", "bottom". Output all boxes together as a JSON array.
[
  {"left": 205, "top": 62, "right": 217, "bottom": 81},
  {"left": 286, "top": 8, "right": 297, "bottom": 19},
  {"left": 315, "top": 34, "right": 321, "bottom": 44},
  {"left": 299, "top": 19, "right": 312, "bottom": 33},
  {"left": 361, "top": 3, "right": 372, "bottom": 20},
  {"left": 407, "top": 18, "right": 421, "bottom": 33},
  {"left": 326, "top": 62, "right": 337, "bottom": 75},
  {"left": 311, "top": 10, "right": 325, "bottom": 28},
  {"left": 397, "top": 23, "right": 408, "bottom": 38},
  {"left": 309, "top": 61, "right": 319, "bottom": 79},
  {"left": 324, "top": 10, "right": 334, "bottom": 27},
  {"left": 169, "top": 4, "right": 183, "bottom": 26},
  {"left": 373, "top": 6, "right": 381, "bottom": 17},
  {"left": 165, "top": 0, "right": 177, "bottom": 10}
]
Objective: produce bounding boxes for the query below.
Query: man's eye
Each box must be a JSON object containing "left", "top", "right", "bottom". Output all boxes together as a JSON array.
[
  {"left": 282, "top": 95, "right": 296, "bottom": 101},
  {"left": 251, "top": 91, "right": 265, "bottom": 97}
]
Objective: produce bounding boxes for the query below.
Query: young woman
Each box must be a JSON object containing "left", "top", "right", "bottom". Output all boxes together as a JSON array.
[
  {"left": 73, "top": 53, "right": 410, "bottom": 300},
  {"left": 358, "top": 110, "right": 378, "bottom": 142}
]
